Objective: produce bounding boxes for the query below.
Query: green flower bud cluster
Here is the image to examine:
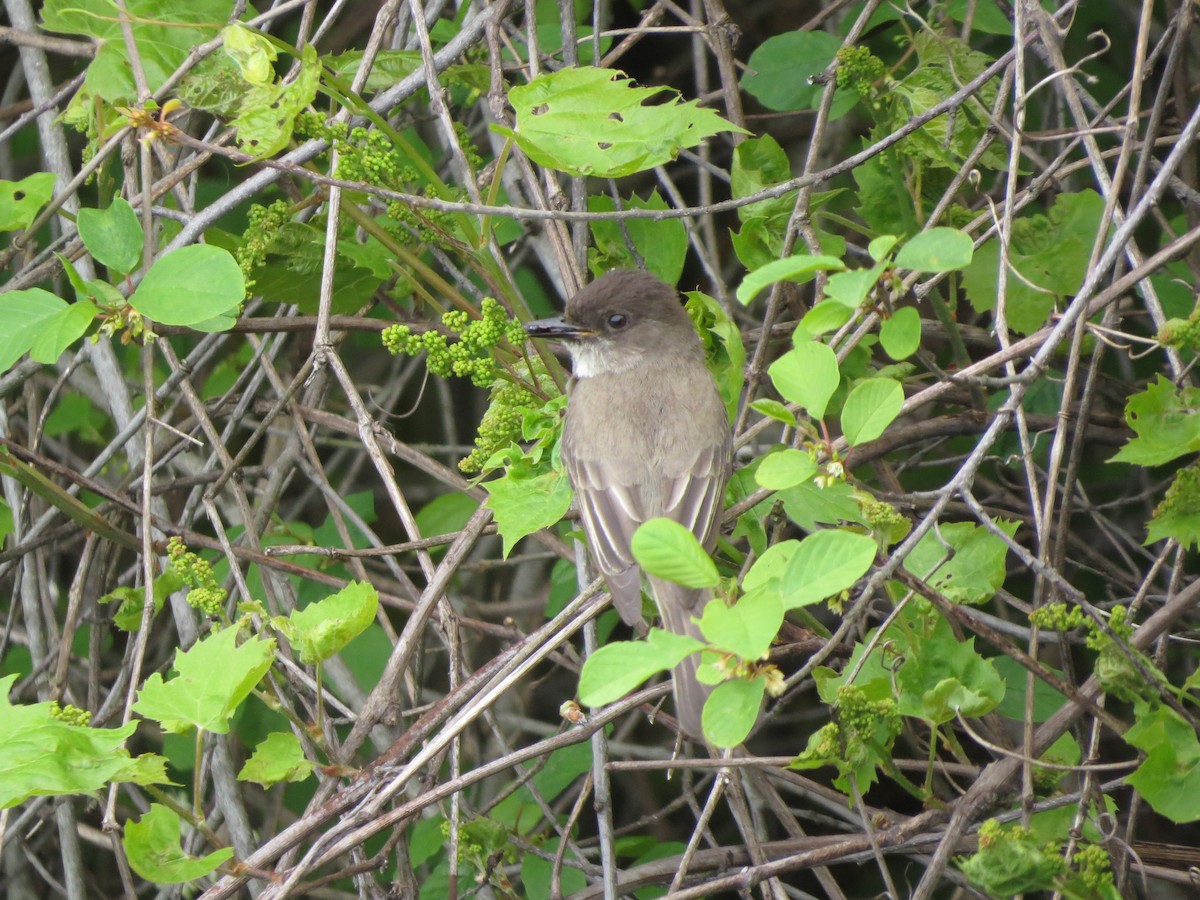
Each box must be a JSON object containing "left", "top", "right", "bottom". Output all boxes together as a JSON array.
[
  {"left": 166, "top": 536, "right": 228, "bottom": 617},
  {"left": 1158, "top": 307, "right": 1200, "bottom": 351},
  {"left": 454, "top": 120, "right": 483, "bottom": 170},
  {"left": 836, "top": 45, "right": 886, "bottom": 97},
  {"left": 49, "top": 701, "right": 92, "bottom": 726},
  {"left": 460, "top": 379, "right": 537, "bottom": 473},
  {"left": 237, "top": 199, "right": 292, "bottom": 294},
  {"left": 836, "top": 683, "right": 901, "bottom": 744},
  {"left": 335, "top": 126, "right": 406, "bottom": 185},
  {"left": 384, "top": 195, "right": 452, "bottom": 246},
  {"left": 292, "top": 111, "right": 349, "bottom": 144},
  {"left": 1029, "top": 602, "right": 1086, "bottom": 632},
  {"left": 382, "top": 296, "right": 523, "bottom": 389},
  {"left": 1069, "top": 843, "right": 1115, "bottom": 892}
]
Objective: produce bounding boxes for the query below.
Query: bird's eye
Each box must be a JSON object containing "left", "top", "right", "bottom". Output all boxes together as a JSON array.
[{"left": 607, "top": 313, "right": 628, "bottom": 329}]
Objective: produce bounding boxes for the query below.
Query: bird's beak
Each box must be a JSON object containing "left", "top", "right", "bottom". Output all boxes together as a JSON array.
[{"left": 524, "top": 316, "right": 594, "bottom": 340}]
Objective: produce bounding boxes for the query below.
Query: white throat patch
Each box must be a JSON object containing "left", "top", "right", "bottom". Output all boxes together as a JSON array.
[{"left": 568, "top": 341, "right": 637, "bottom": 378}]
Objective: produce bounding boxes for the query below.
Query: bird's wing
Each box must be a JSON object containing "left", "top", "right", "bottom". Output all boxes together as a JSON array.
[
  {"left": 660, "top": 435, "right": 732, "bottom": 554},
  {"left": 566, "top": 456, "right": 647, "bottom": 626}
]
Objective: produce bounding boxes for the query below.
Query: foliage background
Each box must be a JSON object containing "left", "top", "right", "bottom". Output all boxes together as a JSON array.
[{"left": 1, "top": 0, "right": 1200, "bottom": 897}]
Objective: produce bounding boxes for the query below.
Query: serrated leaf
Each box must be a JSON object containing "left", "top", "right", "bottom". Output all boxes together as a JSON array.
[
  {"left": 233, "top": 44, "right": 320, "bottom": 159},
  {"left": 1124, "top": 705, "right": 1200, "bottom": 823},
  {"left": 1111, "top": 376, "right": 1200, "bottom": 467},
  {"left": 767, "top": 340, "right": 839, "bottom": 419},
  {"left": 588, "top": 191, "right": 687, "bottom": 286},
  {"left": 0, "top": 172, "right": 56, "bottom": 231},
  {"left": 130, "top": 245, "right": 244, "bottom": 326},
  {"left": 903, "top": 519, "right": 1017, "bottom": 604},
  {"left": 132, "top": 626, "right": 276, "bottom": 734},
  {"left": 780, "top": 529, "right": 876, "bottom": 609},
  {"left": 123, "top": 804, "right": 234, "bottom": 885},
  {"left": 0, "top": 674, "right": 138, "bottom": 809},
  {"left": 841, "top": 377, "right": 904, "bottom": 445},
  {"left": 494, "top": 67, "right": 747, "bottom": 178},
  {"left": 702, "top": 678, "right": 766, "bottom": 748},
  {"left": 287, "top": 581, "right": 378, "bottom": 665},
  {"left": 482, "top": 467, "right": 573, "bottom": 558},
  {"left": 631, "top": 518, "right": 718, "bottom": 589},
  {"left": 77, "top": 199, "right": 142, "bottom": 274},
  {"left": 238, "top": 732, "right": 314, "bottom": 786},
  {"left": 577, "top": 628, "right": 704, "bottom": 706}
]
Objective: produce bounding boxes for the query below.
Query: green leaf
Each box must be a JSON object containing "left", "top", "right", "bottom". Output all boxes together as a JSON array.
[
  {"left": 822, "top": 266, "right": 883, "bottom": 309},
  {"left": 1111, "top": 376, "right": 1200, "bottom": 467},
  {"left": 493, "top": 67, "right": 747, "bottom": 178},
  {"left": 1146, "top": 465, "right": 1200, "bottom": 549},
  {"left": 482, "top": 467, "right": 573, "bottom": 558},
  {"left": 903, "top": 519, "right": 1017, "bottom": 604},
  {"left": 687, "top": 289, "right": 747, "bottom": 418},
  {"left": 868, "top": 235, "right": 899, "bottom": 261},
  {"left": 0, "top": 172, "right": 56, "bottom": 231},
  {"left": 767, "top": 339, "right": 839, "bottom": 419},
  {"left": 132, "top": 626, "right": 276, "bottom": 734},
  {"left": 893, "top": 227, "right": 974, "bottom": 272},
  {"left": 41, "top": 0, "right": 232, "bottom": 102},
  {"left": 1124, "top": 705, "right": 1200, "bottom": 823},
  {"left": 961, "top": 191, "right": 1105, "bottom": 333},
  {"left": 993, "top": 656, "right": 1067, "bottom": 723},
  {"left": 742, "top": 539, "right": 798, "bottom": 593},
  {"left": 0, "top": 673, "right": 138, "bottom": 809},
  {"left": 220, "top": 24, "right": 278, "bottom": 86},
  {"left": 577, "top": 628, "right": 705, "bottom": 707},
  {"left": 897, "top": 628, "right": 1004, "bottom": 724},
  {"left": 749, "top": 398, "right": 796, "bottom": 426},
  {"left": 631, "top": 518, "right": 718, "bottom": 589},
  {"left": 130, "top": 245, "right": 244, "bottom": 327},
  {"left": 797, "top": 300, "right": 854, "bottom": 337},
  {"left": 780, "top": 529, "right": 876, "bottom": 609},
  {"left": 697, "top": 589, "right": 782, "bottom": 661},
  {"left": 754, "top": 449, "right": 817, "bottom": 491},
  {"left": 522, "top": 848, "right": 588, "bottom": 899},
  {"left": 880, "top": 307, "right": 921, "bottom": 361},
  {"left": 740, "top": 31, "right": 856, "bottom": 118},
  {"left": 76, "top": 198, "right": 143, "bottom": 274},
  {"left": 286, "top": 581, "right": 378, "bottom": 665},
  {"left": 958, "top": 820, "right": 1070, "bottom": 896},
  {"left": 841, "top": 377, "right": 904, "bottom": 446},
  {"left": 238, "top": 732, "right": 314, "bottom": 786},
  {"left": 736, "top": 254, "right": 846, "bottom": 304},
  {"left": 0, "top": 289, "right": 68, "bottom": 373},
  {"left": 588, "top": 191, "right": 687, "bottom": 286},
  {"left": 233, "top": 44, "right": 321, "bottom": 159},
  {"left": 123, "top": 804, "right": 234, "bottom": 885},
  {"left": 702, "top": 678, "right": 766, "bottom": 748},
  {"left": 28, "top": 301, "right": 98, "bottom": 365}
]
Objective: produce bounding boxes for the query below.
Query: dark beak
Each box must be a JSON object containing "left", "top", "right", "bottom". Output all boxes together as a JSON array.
[{"left": 524, "top": 316, "right": 593, "bottom": 340}]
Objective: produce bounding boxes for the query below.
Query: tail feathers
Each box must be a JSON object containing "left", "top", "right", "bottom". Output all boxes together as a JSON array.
[{"left": 651, "top": 579, "right": 714, "bottom": 739}]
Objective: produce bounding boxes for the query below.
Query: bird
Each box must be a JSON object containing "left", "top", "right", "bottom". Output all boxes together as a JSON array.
[{"left": 525, "top": 269, "right": 732, "bottom": 737}]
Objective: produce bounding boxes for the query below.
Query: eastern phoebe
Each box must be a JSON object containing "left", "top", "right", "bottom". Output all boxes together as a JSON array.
[{"left": 525, "top": 270, "right": 732, "bottom": 737}]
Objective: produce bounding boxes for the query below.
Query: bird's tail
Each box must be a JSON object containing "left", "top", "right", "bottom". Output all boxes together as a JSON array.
[{"left": 650, "top": 579, "right": 714, "bottom": 739}]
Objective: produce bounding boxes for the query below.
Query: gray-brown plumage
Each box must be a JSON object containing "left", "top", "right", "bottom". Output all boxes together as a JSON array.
[{"left": 525, "top": 270, "right": 732, "bottom": 737}]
